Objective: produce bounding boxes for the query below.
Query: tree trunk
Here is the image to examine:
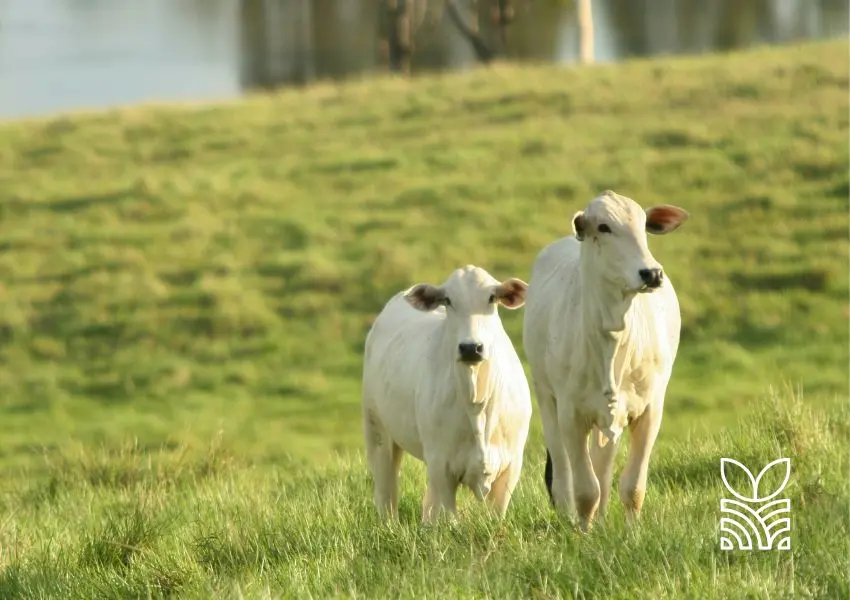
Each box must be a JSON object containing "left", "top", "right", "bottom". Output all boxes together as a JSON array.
[
  {"left": 445, "top": 0, "right": 495, "bottom": 63},
  {"left": 577, "top": 0, "right": 594, "bottom": 64},
  {"left": 385, "top": 0, "right": 413, "bottom": 74},
  {"left": 495, "top": 0, "right": 515, "bottom": 49},
  {"left": 293, "top": 0, "right": 315, "bottom": 83},
  {"left": 238, "top": 0, "right": 269, "bottom": 89}
]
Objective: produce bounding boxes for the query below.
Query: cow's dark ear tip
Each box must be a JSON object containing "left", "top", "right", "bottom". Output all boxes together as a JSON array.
[
  {"left": 573, "top": 211, "right": 586, "bottom": 241},
  {"left": 405, "top": 284, "right": 444, "bottom": 312}
]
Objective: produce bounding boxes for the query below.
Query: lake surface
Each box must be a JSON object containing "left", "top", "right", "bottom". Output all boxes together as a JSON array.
[{"left": 2, "top": 0, "right": 848, "bottom": 120}]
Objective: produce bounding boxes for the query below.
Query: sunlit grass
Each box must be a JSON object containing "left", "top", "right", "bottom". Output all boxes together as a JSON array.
[{"left": 1, "top": 390, "right": 846, "bottom": 598}]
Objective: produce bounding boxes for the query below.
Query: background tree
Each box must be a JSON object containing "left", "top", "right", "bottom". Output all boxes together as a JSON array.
[{"left": 379, "top": 0, "right": 595, "bottom": 73}]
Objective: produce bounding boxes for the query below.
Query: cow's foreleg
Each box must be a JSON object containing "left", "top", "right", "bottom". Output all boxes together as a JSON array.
[
  {"left": 562, "top": 412, "right": 599, "bottom": 532},
  {"left": 486, "top": 458, "right": 522, "bottom": 518},
  {"left": 589, "top": 425, "right": 619, "bottom": 519},
  {"left": 538, "top": 388, "right": 573, "bottom": 515},
  {"left": 364, "top": 408, "right": 403, "bottom": 520},
  {"left": 422, "top": 463, "right": 458, "bottom": 524},
  {"left": 620, "top": 400, "right": 663, "bottom": 522}
]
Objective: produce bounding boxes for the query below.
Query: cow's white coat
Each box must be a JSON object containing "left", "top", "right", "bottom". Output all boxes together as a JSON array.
[
  {"left": 522, "top": 190, "right": 689, "bottom": 531},
  {"left": 362, "top": 265, "right": 532, "bottom": 523}
]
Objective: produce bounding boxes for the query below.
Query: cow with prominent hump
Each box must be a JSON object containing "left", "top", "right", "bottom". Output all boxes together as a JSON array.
[
  {"left": 362, "top": 265, "right": 533, "bottom": 523},
  {"left": 522, "top": 190, "right": 689, "bottom": 532}
]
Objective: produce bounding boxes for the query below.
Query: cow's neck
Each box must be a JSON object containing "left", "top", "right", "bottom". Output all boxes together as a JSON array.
[
  {"left": 434, "top": 325, "right": 496, "bottom": 409},
  {"left": 454, "top": 359, "right": 493, "bottom": 407},
  {"left": 577, "top": 248, "right": 638, "bottom": 438},
  {"left": 438, "top": 326, "right": 497, "bottom": 454},
  {"left": 454, "top": 359, "right": 494, "bottom": 480},
  {"left": 578, "top": 250, "right": 636, "bottom": 335}
]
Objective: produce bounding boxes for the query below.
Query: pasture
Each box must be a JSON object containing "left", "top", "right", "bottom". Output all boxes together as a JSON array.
[{"left": 0, "top": 39, "right": 848, "bottom": 598}]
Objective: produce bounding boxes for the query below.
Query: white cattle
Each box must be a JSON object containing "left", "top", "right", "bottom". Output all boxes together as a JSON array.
[
  {"left": 522, "top": 190, "right": 689, "bottom": 532},
  {"left": 362, "top": 265, "right": 532, "bottom": 523}
]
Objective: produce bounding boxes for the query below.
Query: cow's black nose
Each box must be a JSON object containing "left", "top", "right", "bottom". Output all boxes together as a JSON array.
[
  {"left": 639, "top": 268, "right": 664, "bottom": 289},
  {"left": 458, "top": 343, "right": 485, "bottom": 363}
]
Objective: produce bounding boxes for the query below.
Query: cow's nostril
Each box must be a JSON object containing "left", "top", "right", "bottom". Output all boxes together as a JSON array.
[
  {"left": 639, "top": 268, "right": 663, "bottom": 288},
  {"left": 458, "top": 342, "right": 485, "bottom": 363}
]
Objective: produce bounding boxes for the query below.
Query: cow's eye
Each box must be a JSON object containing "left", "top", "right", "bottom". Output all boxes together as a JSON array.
[
  {"left": 443, "top": 297, "right": 452, "bottom": 307},
  {"left": 597, "top": 224, "right": 612, "bottom": 234},
  {"left": 488, "top": 294, "right": 496, "bottom": 304}
]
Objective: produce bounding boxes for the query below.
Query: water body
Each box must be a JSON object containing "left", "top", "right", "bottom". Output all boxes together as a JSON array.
[{"left": 1, "top": 0, "right": 847, "bottom": 120}]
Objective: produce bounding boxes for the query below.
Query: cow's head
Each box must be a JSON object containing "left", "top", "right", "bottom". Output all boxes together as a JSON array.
[
  {"left": 404, "top": 265, "right": 527, "bottom": 366},
  {"left": 572, "top": 190, "right": 688, "bottom": 294}
]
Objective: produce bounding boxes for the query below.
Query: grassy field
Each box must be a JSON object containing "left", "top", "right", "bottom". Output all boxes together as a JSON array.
[
  {"left": 0, "top": 38, "right": 848, "bottom": 598},
  {"left": 0, "top": 392, "right": 847, "bottom": 598}
]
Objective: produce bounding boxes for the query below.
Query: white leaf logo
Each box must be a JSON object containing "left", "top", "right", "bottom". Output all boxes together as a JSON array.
[
  {"left": 719, "top": 457, "right": 792, "bottom": 551},
  {"left": 720, "top": 458, "right": 791, "bottom": 502}
]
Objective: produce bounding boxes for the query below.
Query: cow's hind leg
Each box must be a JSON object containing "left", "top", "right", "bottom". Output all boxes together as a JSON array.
[
  {"left": 363, "top": 408, "right": 403, "bottom": 520},
  {"left": 589, "top": 425, "right": 619, "bottom": 520}
]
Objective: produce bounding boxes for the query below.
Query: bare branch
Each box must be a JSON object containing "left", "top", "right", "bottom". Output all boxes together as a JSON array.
[
  {"left": 445, "top": 0, "right": 495, "bottom": 63},
  {"left": 496, "top": 0, "right": 515, "bottom": 48},
  {"left": 384, "top": 0, "right": 414, "bottom": 74},
  {"left": 410, "top": 0, "right": 430, "bottom": 34}
]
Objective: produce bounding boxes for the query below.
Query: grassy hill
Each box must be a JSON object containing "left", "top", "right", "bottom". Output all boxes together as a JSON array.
[{"left": 0, "top": 39, "right": 848, "bottom": 598}]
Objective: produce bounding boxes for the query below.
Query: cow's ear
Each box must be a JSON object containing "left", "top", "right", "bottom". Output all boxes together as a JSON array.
[
  {"left": 572, "top": 211, "right": 587, "bottom": 241},
  {"left": 493, "top": 278, "right": 528, "bottom": 310},
  {"left": 405, "top": 284, "right": 446, "bottom": 312},
  {"left": 645, "top": 205, "right": 689, "bottom": 235}
]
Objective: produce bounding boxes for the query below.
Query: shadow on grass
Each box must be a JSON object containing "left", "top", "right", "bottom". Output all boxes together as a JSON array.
[
  {"left": 730, "top": 268, "right": 829, "bottom": 292},
  {"left": 5, "top": 188, "right": 135, "bottom": 215}
]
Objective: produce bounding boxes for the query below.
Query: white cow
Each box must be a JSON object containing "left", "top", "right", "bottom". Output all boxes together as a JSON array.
[
  {"left": 522, "top": 190, "right": 689, "bottom": 532},
  {"left": 362, "top": 265, "right": 532, "bottom": 523}
]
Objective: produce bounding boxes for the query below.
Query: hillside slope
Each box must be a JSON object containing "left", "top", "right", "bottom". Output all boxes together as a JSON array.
[{"left": 0, "top": 40, "right": 847, "bottom": 468}]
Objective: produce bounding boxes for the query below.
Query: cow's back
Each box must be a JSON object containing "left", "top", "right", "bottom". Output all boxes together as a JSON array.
[{"left": 364, "top": 291, "right": 442, "bottom": 376}]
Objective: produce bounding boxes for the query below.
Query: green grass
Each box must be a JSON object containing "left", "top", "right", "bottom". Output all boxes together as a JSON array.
[
  {"left": 0, "top": 39, "right": 848, "bottom": 598},
  {"left": 1, "top": 390, "right": 847, "bottom": 598}
]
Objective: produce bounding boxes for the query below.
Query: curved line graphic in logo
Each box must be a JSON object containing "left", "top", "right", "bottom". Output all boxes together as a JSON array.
[{"left": 719, "top": 458, "right": 791, "bottom": 551}]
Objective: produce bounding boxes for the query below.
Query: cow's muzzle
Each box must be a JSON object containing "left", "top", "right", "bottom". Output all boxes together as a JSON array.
[
  {"left": 638, "top": 268, "right": 664, "bottom": 291},
  {"left": 458, "top": 342, "right": 485, "bottom": 364}
]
